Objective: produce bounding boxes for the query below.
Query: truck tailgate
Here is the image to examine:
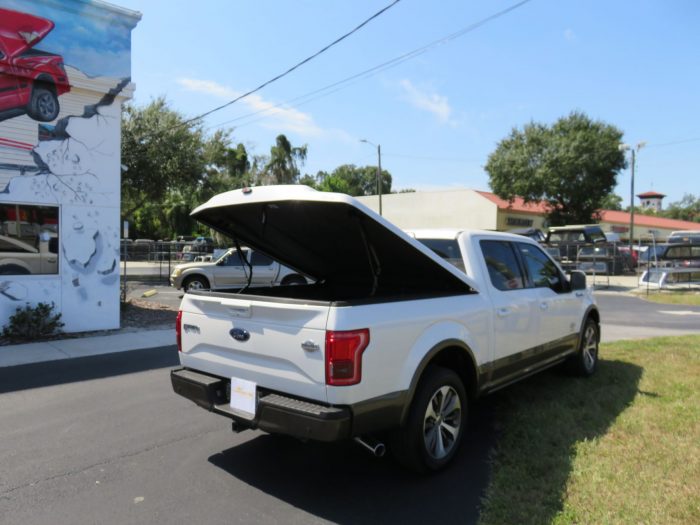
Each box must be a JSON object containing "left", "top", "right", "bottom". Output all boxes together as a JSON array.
[{"left": 178, "top": 293, "right": 330, "bottom": 403}]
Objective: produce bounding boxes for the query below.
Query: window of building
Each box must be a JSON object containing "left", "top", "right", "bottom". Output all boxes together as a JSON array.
[{"left": 0, "top": 203, "right": 59, "bottom": 275}]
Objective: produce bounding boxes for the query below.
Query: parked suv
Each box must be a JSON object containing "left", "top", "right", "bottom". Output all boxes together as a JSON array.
[{"left": 0, "top": 8, "right": 71, "bottom": 123}]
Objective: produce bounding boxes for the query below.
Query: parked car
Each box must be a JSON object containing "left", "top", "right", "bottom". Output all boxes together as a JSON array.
[
  {"left": 638, "top": 243, "right": 700, "bottom": 268},
  {"left": 170, "top": 247, "right": 308, "bottom": 291},
  {"left": 0, "top": 8, "right": 71, "bottom": 122},
  {"left": 0, "top": 232, "right": 58, "bottom": 274},
  {"left": 545, "top": 225, "right": 607, "bottom": 270},
  {"left": 171, "top": 186, "right": 599, "bottom": 472},
  {"left": 576, "top": 245, "right": 631, "bottom": 275},
  {"left": 667, "top": 231, "right": 700, "bottom": 245},
  {"left": 509, "top": 227, "right": 546, "bottom": 243}
]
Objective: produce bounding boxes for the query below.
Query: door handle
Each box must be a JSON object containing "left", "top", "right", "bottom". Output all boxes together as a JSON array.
[
  {"left": 539, "top": 302, "right": 549, "bottom": 311},
  {"left": 575, "top": 291, "right": 584, "bottom": 298},
  {"left": 497, "top": 307, "right": 511, "bottom": 318}
]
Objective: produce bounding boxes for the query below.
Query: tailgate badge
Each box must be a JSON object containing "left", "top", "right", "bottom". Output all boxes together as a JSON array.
[
  {"left": 230, "top": 328, "right": 250, "bottom": 342},
  {"left": 301, "top": 340, "right": 320, "bottom": 352}
]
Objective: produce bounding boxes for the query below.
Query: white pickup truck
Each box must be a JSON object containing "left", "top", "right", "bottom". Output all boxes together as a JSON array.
[{"left": 171, "top": 186, "right": 600, "bottom": 472}]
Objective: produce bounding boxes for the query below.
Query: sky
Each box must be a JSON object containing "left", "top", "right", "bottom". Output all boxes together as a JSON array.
[{"left": 114, "top": 0, "right": 699, "bottom": 208}]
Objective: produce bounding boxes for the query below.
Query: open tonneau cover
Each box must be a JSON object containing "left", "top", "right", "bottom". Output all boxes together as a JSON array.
[{"left": 191, "top": 185, "right": 477, "bottom": 296}]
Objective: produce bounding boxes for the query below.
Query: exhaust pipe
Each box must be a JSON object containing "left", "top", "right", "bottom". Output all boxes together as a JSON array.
[{"left": 354, "top": 436, "right": 386, "bottom": 457}]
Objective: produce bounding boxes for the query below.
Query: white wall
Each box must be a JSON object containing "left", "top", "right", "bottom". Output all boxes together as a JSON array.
[
  {"left": 357, "top": 189, "right": 499, "bottom": 230},
  {"left": 0, "top": 1, "right": 139, "bottom": 333}
]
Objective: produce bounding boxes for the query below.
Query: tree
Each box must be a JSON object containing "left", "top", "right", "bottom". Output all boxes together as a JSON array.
[
  {"left": 600, "top": 193, "right": 623, "bottom": 210},
  {"left": 485, "top": 112, "right": 627, "bottom": 225},
  {"left": 265, "top": 134, "right": 307, "bottom": 184},
  {"left": 121, "top": 98, "right": 208, "bottom": 221},
  {"left": 662, "top": 194, "right": 700, "bottom": 223},
  {"left": 121, "top": 98, "right": 246, "bottom": 239},
  {"left": 313, "top": 164, "right": 392, "bottom": 196}
]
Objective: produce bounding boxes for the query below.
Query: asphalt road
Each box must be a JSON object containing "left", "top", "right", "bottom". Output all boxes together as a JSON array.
[{"left": 0, "top": 347, "right": 494, "bottom": 525}]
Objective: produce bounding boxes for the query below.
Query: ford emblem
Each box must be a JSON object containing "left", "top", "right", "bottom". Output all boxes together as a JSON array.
[{"left": 230, "top": 328, "right": 250, "bottom": 342}]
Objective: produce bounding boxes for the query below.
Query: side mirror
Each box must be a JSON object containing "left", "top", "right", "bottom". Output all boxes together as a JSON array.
[{"left": 569, "top": 270, "right": 587, "bottom": 291}]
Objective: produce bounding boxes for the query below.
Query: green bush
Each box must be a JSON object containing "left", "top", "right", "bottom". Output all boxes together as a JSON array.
[{"left": 2, "top": 302, "right": 64, "bottom": 342}]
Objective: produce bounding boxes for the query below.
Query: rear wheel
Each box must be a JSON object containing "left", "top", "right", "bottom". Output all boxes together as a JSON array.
[
  {"left": 280, "top": 274, "right": 306, "bottom": 286},
  {"left": 28, "top": 85, "right": 60, "bottom": 122},
  {"left": 568, "top": 318, "right": 599, "bottom": 376},
  {"left": 391, "top": 365, "right": 467, "bottom": 473},
  {"left": 183, "top": 275, "right": 210, "bottom": 292}
]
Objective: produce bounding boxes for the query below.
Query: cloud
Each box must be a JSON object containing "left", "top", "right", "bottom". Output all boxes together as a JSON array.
[
  {"left": 398, "top": 79, "right": 453, "bottom": 125},
  {"left": 564, "top": 28, "right": 576, "bottom": 41},
  {"left": 177, "top": 78, "right": 324, "bottom": 137}
]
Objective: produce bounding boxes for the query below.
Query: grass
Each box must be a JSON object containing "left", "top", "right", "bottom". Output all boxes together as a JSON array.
[
  {"left": 478, "top": 335, "right": 700, "bottom": 525},
  {"left": 639, "top": 292, "right": 700, "bottom": 306}
]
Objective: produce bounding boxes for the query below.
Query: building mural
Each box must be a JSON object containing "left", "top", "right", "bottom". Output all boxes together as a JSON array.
[{"left": 0, "top": 0, "right": 140, "bottom": 332}]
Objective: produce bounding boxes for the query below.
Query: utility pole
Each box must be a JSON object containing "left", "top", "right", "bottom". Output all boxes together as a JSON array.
[
  {"left": 619, "top": 141, "right": 646, "bottom": 249},
  {"left": 360, "top": 139, "right": 382, "bottom": 216},
  {"left": 629, "top": 147, "right": 635, "bottom": 249}
]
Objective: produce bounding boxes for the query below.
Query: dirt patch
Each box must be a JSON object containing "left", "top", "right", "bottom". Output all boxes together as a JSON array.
[{"left": 121, "top": 299, "right": 178, "bottom": 329}]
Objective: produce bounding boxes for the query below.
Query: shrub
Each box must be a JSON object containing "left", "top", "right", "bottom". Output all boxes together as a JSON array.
[{"left": 2, "top": 302, "right": 64, "bottom": 342}]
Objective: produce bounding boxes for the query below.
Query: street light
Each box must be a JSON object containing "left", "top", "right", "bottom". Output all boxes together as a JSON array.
[
  {"left": 619, "top": 141, "right": 646, "bottom": 248},
  {"left": 360, "top": 139, "right": 382, "bottom": 216}
]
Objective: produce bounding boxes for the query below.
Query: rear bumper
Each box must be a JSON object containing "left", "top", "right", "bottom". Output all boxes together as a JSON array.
[{"left": 171, "top": 368, "right": 352, "bottom": 442}]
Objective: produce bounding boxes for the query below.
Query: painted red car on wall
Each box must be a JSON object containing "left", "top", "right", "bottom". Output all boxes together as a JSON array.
[{"left": 0, "top": 8, "right": 70, "bottom": 123}]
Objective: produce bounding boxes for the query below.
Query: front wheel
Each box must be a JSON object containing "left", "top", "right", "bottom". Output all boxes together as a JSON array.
[
  {"left": 568, "top": 318, "right": 599, "bottom": 376},
  {"left": 391, "top": 365, "right": 467, "bottom": 473},
  {"left": 183, "top": 275, "right": 210, "bottom": 292},
  {"left": 28, "top": 86, "right": 60, "bottom": 122}
]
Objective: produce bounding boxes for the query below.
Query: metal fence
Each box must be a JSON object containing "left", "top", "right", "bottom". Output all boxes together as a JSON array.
[{"left": 119, "top": 241, "right": 225, "bottom": 282}]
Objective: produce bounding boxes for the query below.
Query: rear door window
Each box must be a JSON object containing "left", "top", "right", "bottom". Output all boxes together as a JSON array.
[
  {"left": 250, "top": 251, "right": 274, "bottom": 266},
  {"left": 480, "top": 240, "right": 525, "bottom": 291}
]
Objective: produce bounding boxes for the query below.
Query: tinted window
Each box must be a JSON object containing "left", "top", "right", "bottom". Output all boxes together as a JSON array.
[
  {"left": 250, "top": 251, "right": 274, "bottom": 266},
  {"left": 418, "top": 238, "right": 465, "bottom": 272},
  {"left": 516, "top": 242, "right": 564, "bottom": 291},
  {"left": 221, "top": 250, "right": 245, "bottom": 266},
  {"left": 480, "top": 240, "right": 525, "bottom": 291}
]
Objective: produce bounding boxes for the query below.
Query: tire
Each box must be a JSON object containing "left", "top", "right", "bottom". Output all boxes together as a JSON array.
[
  {"left": 568, "top": 317, "right": 599, "bottom": 377},
  {"left": 391, "top": 365, "right": 467, "bottom": 473},
  {"left": 28, "top": 85, "right": 60, "bottom": 122},
  {"left": 0, "top": 264, "right": 31, "bottom": 275},
  {"left": 280, "top": 274, "right": 306, "bottom": 286},
  {"left": 183, "top": 275, "right": 210, "bottom": 292}
]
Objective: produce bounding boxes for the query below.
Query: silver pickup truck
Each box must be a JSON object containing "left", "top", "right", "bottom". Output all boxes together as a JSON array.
[{"left": 170, "top": 247, "right": 307, "bottom": 292}]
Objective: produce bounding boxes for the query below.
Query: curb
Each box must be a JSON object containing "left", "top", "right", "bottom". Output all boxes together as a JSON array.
[{"left": 0, "top": 327, "right": 175, "bottom": 368}]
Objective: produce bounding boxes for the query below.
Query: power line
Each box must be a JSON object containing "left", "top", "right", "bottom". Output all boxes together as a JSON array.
[
  {"left": 646, "top": 137, "right": 700, "bottom": 148},
  {"left": 208, "top": 0, "right": 534, "bottom": 131},
  {"left": 174, "top": 0, "right": 401, "bottom": 131}
]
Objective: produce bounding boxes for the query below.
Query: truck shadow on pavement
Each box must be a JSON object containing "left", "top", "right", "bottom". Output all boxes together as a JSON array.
[
  {"left": 208, "top": 359, "right": 642, "bottom": 525},
  {"left": 209, "top": 403, "right": 496, "bottom": 525},
  {"left": 0, "top": 346, "right": 179, "bottom": 393}
]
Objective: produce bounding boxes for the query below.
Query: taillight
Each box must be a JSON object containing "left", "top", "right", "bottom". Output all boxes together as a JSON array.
[
  {"left": 325, "top": 329, "right": 370, "bottom": 386},
  {"left": 176, "top": 310, "right": 183, "bottom": 352}
]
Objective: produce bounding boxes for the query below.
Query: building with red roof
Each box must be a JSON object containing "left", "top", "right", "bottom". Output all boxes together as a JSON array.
[{"left": 357, "top": 188, "right": 699, "bottom": 242}]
